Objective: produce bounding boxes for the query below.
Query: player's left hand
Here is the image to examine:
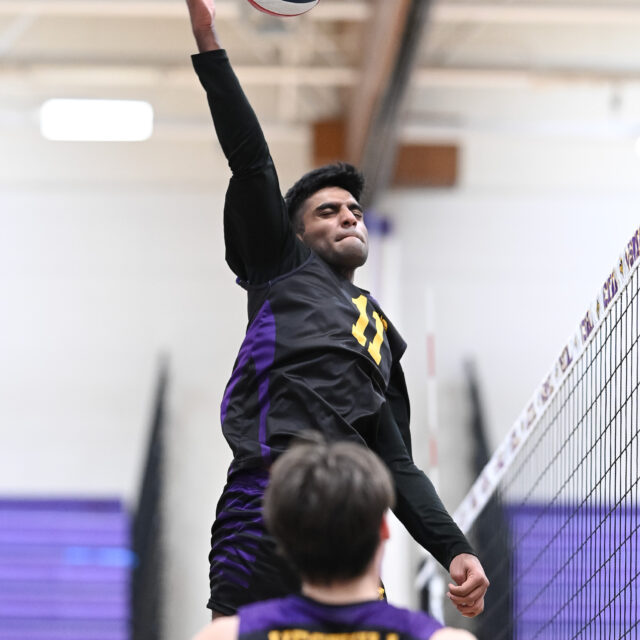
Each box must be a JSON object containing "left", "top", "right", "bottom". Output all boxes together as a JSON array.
[{"left": 447, "top": 553, "right": 489, "bottom": 618}]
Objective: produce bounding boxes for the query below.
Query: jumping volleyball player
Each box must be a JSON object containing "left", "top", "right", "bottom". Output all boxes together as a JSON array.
[
  {"left": 193, "top": 439, "right": 478, "bottom": 640},
  {"left": 185, "top": 0, "right": 489, "bottom": 619}
]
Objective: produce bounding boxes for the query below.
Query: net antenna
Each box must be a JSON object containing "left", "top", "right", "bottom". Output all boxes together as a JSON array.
[
  {"left": 447, "top": 226, "right": 640, "bottom": 637},
  {"left": 416, "top": 286, "right": 447, "bottom": 622}
]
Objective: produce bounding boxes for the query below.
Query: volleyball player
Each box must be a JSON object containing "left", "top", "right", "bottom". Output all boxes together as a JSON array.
[
  {"left": 185, "top": 0, "right": 489, "bottom": 619},
  {"left": 192, "top": 440, "right": 478, "bottom": 640}
]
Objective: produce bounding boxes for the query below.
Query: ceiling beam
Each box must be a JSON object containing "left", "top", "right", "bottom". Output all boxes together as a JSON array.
[
  {"left": 0, "top": 1, "right": 370, "bottom": 21},
  {"left": 6, "top": 61, "right": 640, "bottom": 90},
  {"left": 346, "top": 0, "right": 433, "bottom": 206},
  {"left": 413, "top": 66, "right": 640, "bottom": 88},
  {"left": 0, "top": 63, "right": 356, "bottom": 88},
  {"left": 5, "top": 1, "right": 638, "bottom": 25},
  {"left": 7, "top": 61, "right": 640, "bottom": 91},
  {"left": 433, "top": 2, "right": 640, "bottom": 26},
  {"left": 345, "top": 0, "right": 413, "bottom": 166}
]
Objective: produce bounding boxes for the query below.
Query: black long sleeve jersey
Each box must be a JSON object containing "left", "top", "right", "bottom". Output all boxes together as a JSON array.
[{"left": 193, "top": 50, "right": 474, "bottom": 569}]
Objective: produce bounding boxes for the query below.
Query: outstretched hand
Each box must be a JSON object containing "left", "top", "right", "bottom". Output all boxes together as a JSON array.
[
  {"left": 185, "top": 0, "right": 221, "bottom": 52},
  {"left": 447, "top": 553, "right": 489, "bottom": 618}
]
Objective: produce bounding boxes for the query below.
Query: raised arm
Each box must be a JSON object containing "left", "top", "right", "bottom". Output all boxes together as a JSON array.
[
  {"left": 369, "top": 394, "right": 489, "bottom": 618},
  {"left": 186, "top": 0, "right": 221, "bottom": 53},
  {"left": 186, "top": 0, "right": 307, "bottom": 282}
]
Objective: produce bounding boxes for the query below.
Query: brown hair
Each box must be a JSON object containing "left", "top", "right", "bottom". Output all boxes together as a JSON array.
[{"left": 263, "top": 437, "right": 394, "bottom": 584}]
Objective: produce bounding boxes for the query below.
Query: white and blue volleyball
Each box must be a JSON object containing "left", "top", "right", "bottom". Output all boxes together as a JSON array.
[{"left": 247, "top": 0, "right": 319, "bottom": 17}]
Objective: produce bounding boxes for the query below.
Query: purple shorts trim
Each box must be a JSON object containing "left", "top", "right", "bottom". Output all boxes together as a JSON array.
[{"left": 207, "top": 467, "right": 300, "bottom": 615}]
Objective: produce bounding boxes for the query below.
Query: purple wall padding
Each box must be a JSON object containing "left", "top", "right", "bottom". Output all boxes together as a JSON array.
[
  {"left": 510, "top": 503, "right": 639, "bottom": 636},
  {"left": 0, "top": 499, "right": 132, "bottom": 640}
]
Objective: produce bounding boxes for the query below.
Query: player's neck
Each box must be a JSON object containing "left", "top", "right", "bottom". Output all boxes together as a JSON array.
[
  {"left": 302, "top": 575, "right": 380, "bottom": 605},
  {"left": 339, "top": 267, "right": 356, "bottom": 283},
  {"left": 301, "top": 558, "right": 382, "bottom": 605},
  {"left": 328, "top": 262, "right": 355, "bottom": 282}
]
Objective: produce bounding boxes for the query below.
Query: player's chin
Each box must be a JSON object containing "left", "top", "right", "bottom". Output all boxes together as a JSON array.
[{"left": 336, "top": 242, "right": 368, "bottom": 268}]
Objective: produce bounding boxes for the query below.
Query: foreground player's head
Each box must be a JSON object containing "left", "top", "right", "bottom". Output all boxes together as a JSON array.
[
  {"left": 263, "top": 438, "right": 394, "bottom": 585},
  {"left": 284, "top": 163, "right": 368, "bottom": 280}
]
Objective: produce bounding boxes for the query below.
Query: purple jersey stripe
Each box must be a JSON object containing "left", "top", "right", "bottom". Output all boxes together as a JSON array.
[{"left": 220, "top": 301, "right": 277, "bottom": 462}]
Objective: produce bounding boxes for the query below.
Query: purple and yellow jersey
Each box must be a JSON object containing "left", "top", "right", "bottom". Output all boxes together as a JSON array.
[
  {"left": 238, "top": 595, "right": 443, "bottom": 640},
  {"left": 221, "top": 252, "right": 407, "bottom": 468},
  {"left": 193, "top": 49, "right": 409, "bottom": 469}
]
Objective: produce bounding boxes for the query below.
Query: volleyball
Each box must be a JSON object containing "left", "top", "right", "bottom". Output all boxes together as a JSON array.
[{"left": 246, "top": 0, "right": 319, "bottom": 17}]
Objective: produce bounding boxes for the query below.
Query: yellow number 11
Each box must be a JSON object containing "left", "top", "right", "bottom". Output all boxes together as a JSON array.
[{"left": 351, "top": 295, "right": 384, "bottom": 365}]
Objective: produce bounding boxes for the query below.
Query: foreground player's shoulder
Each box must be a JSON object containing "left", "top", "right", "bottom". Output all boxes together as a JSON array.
[
  {"left": 386, "top": 606, "right": 474, "bottom": 640},
  {"left": 399, "top": 607, "right": 477, "bottom": 640},
  {"left": 192, "top": 616, "right": 239, "bottom": 640},
  {"left": 236, "top": 597, "right": 295, "bottom": 635},
  {"left": 379, "top": 603, "right": 441, "bottom": 640},
  {"left": 431, "top": 629, "right": 477, "bottom": 640}
]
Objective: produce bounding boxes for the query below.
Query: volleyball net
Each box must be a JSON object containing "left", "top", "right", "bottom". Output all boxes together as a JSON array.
[{"left": 452, "top": 226, "right": 640, "bottom": 638}]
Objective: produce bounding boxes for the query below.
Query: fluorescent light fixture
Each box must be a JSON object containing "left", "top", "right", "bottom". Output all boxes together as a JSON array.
[{"left": 40, "top": 99, "right": 153, "bottom": 141}]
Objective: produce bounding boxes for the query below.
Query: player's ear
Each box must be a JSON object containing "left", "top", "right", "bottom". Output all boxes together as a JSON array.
[
  {"left": 380, "top": 513, "right": 390, "bottom": 541},
  {"left": 292, "top": 202, "right": 309, "bottom": 239}
]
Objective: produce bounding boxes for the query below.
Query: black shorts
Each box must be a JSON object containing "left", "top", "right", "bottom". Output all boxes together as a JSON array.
[{"left": 207, "top": 466, "right": 300, "bottom": 615}]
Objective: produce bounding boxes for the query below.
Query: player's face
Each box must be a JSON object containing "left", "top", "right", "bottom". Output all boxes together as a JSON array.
[{"left": 297, "top": 187, "right": 369, "bottom": 278}]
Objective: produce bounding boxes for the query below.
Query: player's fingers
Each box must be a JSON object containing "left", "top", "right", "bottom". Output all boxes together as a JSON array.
[
  {"left": 449, "top": 573, "right": 489, "bottom": 594},
  {"left": 447, "top": 588, "right": 486, "bottom": 616},
  {"left": 447, "top": 583, "right": 468, "bottom": 596},
  {"left": 454, "top": 598, "right": 485, "bottom": 618},
  {"left": 447, "top": 583, "right": 485, "bottom": 604},
  {"left": 448, "top": 573, "right": 490, "bottom": 598}
]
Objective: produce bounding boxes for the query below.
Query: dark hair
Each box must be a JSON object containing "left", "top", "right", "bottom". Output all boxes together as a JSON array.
[
  {"left": 263, "top": 437, "right": 394, "bottom": 585},
  {"left": 284, "top": 163, "right": 365, "bottom": 232}
]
